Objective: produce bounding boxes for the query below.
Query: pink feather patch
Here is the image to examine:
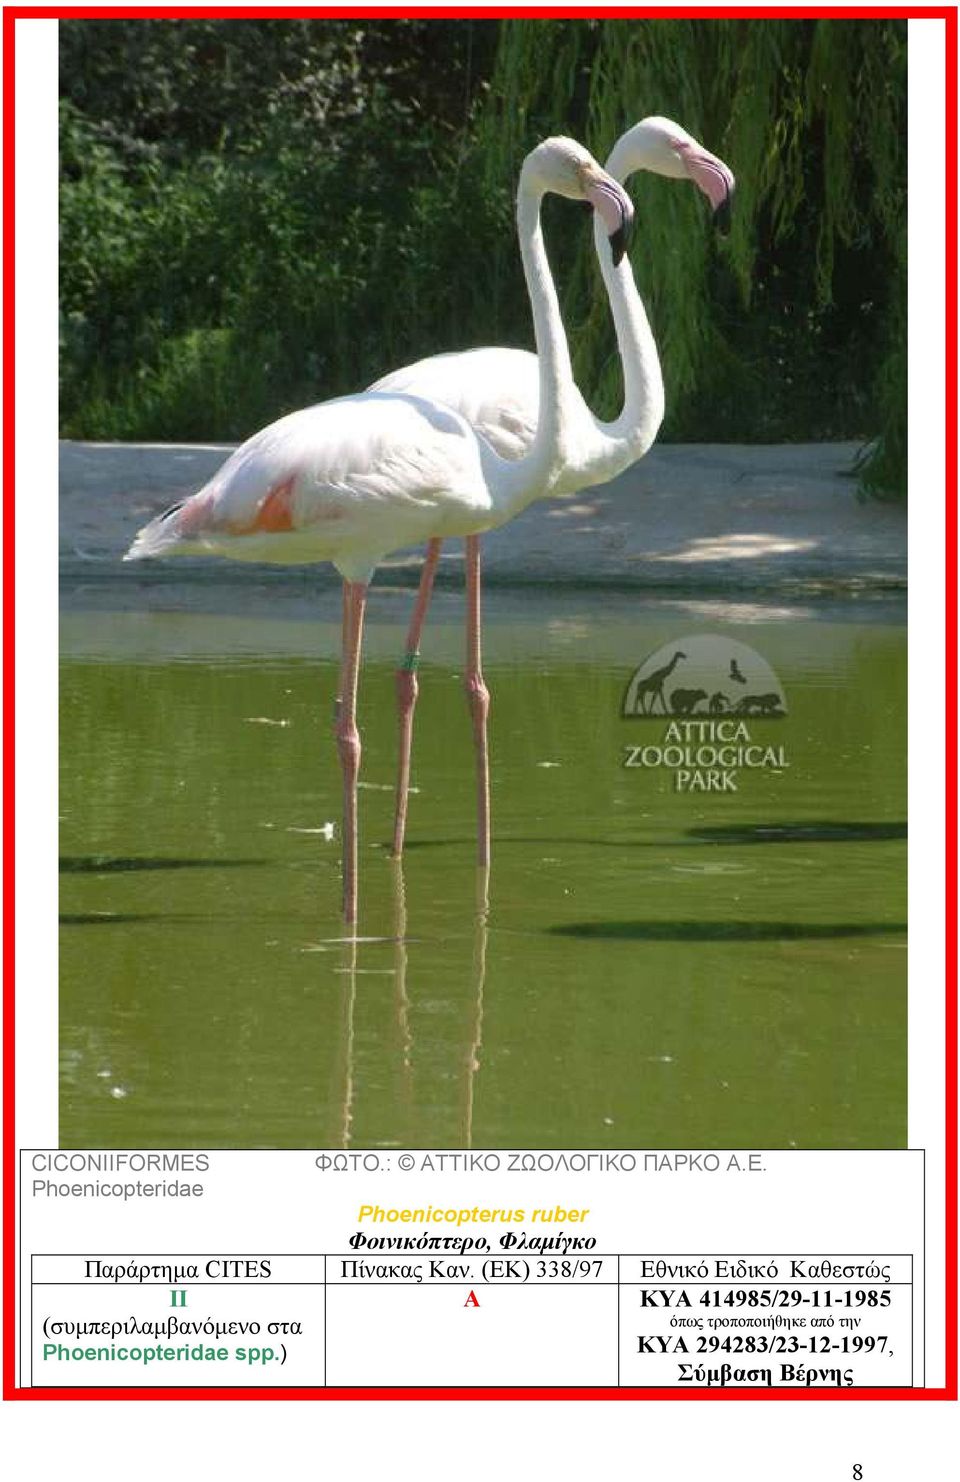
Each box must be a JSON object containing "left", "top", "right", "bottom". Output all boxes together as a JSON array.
[
  {"left": 245, "top": 475, "right": 297, "bottom": 534},
  {"left": 177, "top": 490, "right": 216, "bottom": 536}
]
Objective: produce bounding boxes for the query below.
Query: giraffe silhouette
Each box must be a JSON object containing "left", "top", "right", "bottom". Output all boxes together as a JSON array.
[{"left": 630, "top": 651, "right": 687, "bottom": 714}]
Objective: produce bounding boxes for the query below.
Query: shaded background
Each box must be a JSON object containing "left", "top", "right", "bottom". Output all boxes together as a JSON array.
[{"left": 59, "top": 16, "right": 906, "bottom": 494}]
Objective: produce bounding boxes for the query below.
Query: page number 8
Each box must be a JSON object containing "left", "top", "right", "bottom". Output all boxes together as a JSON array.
[{"left": 853, "top": 1468, "right": 863, "bottom": 1480}]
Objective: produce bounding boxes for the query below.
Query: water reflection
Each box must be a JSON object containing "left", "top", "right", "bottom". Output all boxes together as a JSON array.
[
  {"left": 60, "top": 607, "right": 906, "bottom": 1151},
  {"left": 461, "top": 867, "right": 489, "bottom": 1149},
  {"left": 333, "top": 935, "right": 357, "bottom": 1151},
  {"left": 330, "top": 860, "right": 489, "bottom": 1149},
  {"left": 391, "top": 860, "right": 415, "bottom": 1124}
]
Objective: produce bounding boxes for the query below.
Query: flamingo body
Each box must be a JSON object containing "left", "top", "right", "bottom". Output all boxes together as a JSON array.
[
  {"left": 124, "top": 135, "right": 637, "bottom": 922},
  {"left": 373, "top": 347, "right": 542, "bottom": 461},
  {"left": 125, "top": 392, "right": 512, "bottom": 582}
]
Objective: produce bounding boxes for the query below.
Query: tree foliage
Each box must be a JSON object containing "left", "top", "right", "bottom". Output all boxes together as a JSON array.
[{"left": 59, "top": 17, "right": 906, "bottom": 494}]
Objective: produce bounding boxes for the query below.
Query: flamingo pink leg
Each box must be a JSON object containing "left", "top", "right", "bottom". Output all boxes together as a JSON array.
[
  {"left": 465, "top": 535, "right": 491, "bottom": 867},
  {"left": 336, "top": 580, "right": 368, "bottom": 926},
  {"left": 334, "top": 584, "right": 350, "bottom": 720},
  {"left": 392, "top": 538, "right": 442, "bottom": 858}
]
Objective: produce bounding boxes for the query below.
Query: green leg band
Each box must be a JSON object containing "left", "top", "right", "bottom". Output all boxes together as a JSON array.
[{"left": 400, "top": 651, "right": 420, "bottom": 673}]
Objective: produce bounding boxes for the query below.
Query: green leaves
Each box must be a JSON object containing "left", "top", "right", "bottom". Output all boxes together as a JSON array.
[
  {"left": 59, "top": 17, "right": 906, "bottom": 495},
  {"left": 477, "top": 17, "right": 906, "bottom": 484}
]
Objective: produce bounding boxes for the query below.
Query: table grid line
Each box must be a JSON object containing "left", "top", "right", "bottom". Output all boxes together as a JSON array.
[{"left": 29, "top": 1253, "right": 915, "bottom": 1391}]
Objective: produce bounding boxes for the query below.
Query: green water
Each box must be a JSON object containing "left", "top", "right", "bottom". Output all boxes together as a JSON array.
[{"left": 60, "top": 592, "right": 906, "bottom": 1150}]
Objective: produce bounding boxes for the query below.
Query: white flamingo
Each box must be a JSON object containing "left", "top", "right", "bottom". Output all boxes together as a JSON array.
[
  {"left": 125, "top": 137, "right": 635, "bottom": 926},
  {"left": 371, "top": 117, "right": 735, "bottom": 855}
]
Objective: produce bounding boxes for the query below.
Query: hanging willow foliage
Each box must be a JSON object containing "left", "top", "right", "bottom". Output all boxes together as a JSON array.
[
  {"left": 59, "top": 17, "right": 906, "bottom": 493},
  {"left": 475, "top": 18, "right": 906, "bottom": 494}
]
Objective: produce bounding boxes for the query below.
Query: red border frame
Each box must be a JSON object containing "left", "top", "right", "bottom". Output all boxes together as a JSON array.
[{"left": 3, "top": 2, "right": 956, "bottom": 1403}]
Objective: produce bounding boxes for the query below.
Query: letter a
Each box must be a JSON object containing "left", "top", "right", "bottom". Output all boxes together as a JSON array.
[{"left": 464, "top": 1290, "right": 480, "bottom": 1308}]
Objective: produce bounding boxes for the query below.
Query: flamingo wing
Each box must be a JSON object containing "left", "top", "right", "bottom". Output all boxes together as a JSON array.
[
  {"left": 370, "top": 347, "right": 541, "bottom": 461},
  {"left": 125, "top": 392, "right": 495, "bottom": 573}
]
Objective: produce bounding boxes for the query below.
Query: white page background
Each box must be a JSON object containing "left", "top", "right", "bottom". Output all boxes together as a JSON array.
[{"left": 6, "top": 8, "right": 952, "bottom": 1469}]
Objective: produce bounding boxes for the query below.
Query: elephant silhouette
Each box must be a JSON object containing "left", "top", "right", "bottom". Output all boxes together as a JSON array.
[{"left": 670, "top": 687, "right": 708, "bottom": 716}]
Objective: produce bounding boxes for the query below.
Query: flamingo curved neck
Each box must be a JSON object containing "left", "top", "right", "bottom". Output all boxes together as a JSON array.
[
  {"left": 487, "top": 184, "right": 580, "bottom": 518},
  {"left": 533, "top": 137, "right": 666, "bottom": 495},
  {"left": 486, "top": 151, "right": 666, "bottom": 520},
  {"left": 591, "top": 208, "right": 664, "bottom": 459}
]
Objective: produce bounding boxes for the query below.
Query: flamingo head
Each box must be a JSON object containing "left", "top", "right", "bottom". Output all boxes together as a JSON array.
[
  {"left": 607, "top": 117, "right": 736, "bottom": 234},
  {"left": 522, "top": 136, "right": 635, "bottom": 265}
]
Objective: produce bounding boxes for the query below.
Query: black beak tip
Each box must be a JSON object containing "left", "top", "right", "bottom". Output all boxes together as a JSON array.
[
  {"left": 713, "top": 188, "right": 734, "bottom": 236},
  {"left": 608, "top": 209, "right": 634, "bottom": 267}
]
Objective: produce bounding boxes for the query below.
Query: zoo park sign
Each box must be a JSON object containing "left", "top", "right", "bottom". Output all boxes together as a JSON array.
[{"left": 621, "top": 634, "right": 789, "bottom": 794}]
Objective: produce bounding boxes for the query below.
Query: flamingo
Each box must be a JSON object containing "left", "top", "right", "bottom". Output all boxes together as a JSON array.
[
  {"left": 124, "top": 136, "right": 635, "bottom": 926},
  {"left": 371, "top": 117, "right": 735, "bottom": 855}
]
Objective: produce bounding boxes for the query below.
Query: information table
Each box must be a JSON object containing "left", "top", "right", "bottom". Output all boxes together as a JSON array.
[{"left": 31, "top": 1251, "right": 914, "bottom": 1389}]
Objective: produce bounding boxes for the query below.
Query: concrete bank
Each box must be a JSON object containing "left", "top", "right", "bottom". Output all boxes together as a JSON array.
[{"left": 60, "top": 439, "right": 906, "bottom": 592}]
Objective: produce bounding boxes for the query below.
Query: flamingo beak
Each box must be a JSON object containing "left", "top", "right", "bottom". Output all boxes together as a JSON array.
[
  {"left": 584, "top": 174, "right": 635, "bottom": 265},
  {"left": 713, "top": 182, "right": 734, "bottom": 235},
  {"left": 678, "top": 142, "right": 736, "bottom": 235},
  {"left": 609, "top": 196, "right": 635, "bottom": 265}
]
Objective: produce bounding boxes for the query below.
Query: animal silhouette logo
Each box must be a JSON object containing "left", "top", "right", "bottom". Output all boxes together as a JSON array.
[{"left": 622, "top": 636, "right": 787, "bottom": 719}]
